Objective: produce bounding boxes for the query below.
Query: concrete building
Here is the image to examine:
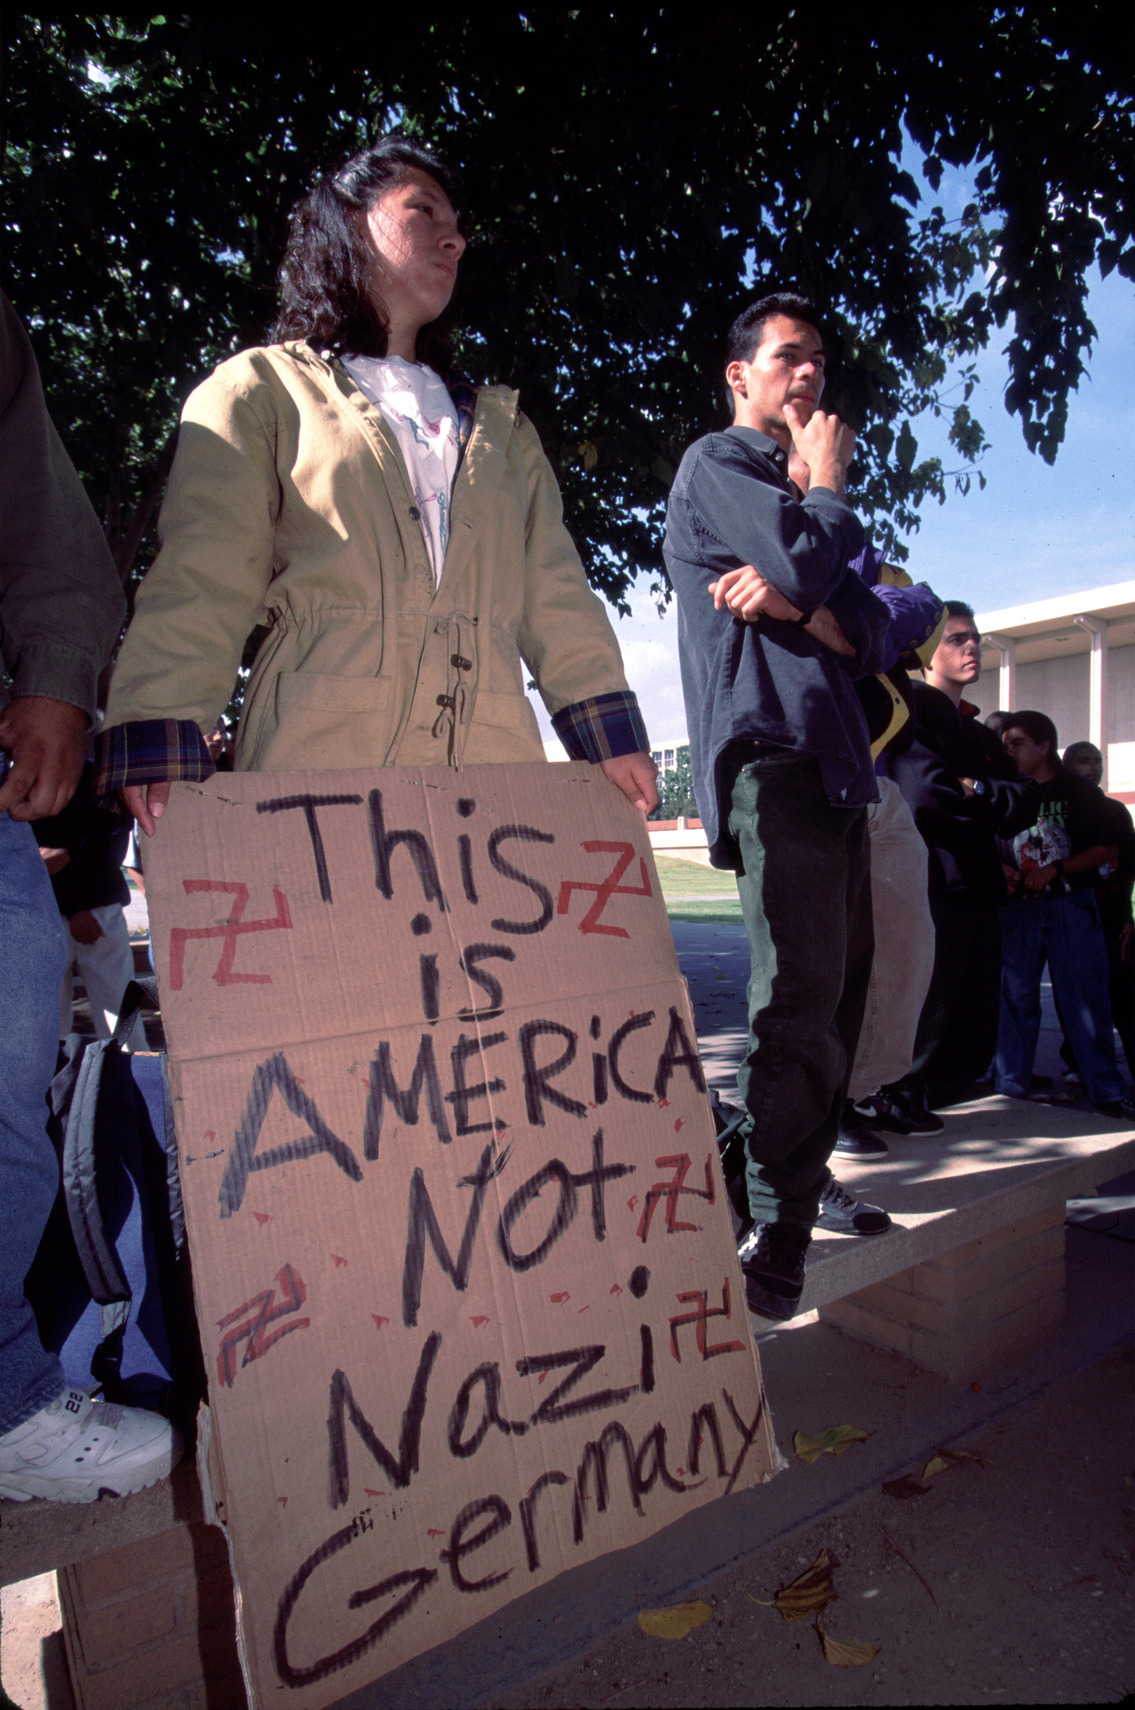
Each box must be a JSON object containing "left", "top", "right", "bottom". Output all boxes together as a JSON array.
[
  {"left": 649, "top": 739, "right": 689, "bottom": 775},
  {"left": 972, "top": 580, "right": 1135, "bottom": 800}
]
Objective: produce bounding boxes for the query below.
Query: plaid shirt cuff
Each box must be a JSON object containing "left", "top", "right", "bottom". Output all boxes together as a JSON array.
[
  {"left": 551, "top": 691, "right": 650, "bottom": 764},
  {"left": 94, "top": 719, "right": 215, "bottom": 798}
]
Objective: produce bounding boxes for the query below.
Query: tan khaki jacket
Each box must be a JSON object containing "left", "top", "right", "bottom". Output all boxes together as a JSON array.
[{"left": 105, "top": 343, "right": 632, "bottom": 771}]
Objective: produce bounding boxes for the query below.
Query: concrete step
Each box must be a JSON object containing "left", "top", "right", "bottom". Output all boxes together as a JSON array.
[{"left": 803, "top": 1094, "right": 1135, "bottom": 1313}]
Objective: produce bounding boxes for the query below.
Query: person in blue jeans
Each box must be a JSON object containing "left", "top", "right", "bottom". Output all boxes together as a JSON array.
[
  {"left": 0, "top": 290, "right": 181, "bottom": 1502},
  {"left": 994, "top": 711, "right": 1132, "bottom": 1120}
]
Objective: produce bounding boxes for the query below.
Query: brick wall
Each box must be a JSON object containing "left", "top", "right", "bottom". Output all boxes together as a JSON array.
[
  {"left": 819, "top": 1203, "right": 1066, "bottom": 1382},
  {"left": 58, "top": 1521, "right": 245, "bottom": 1710}
]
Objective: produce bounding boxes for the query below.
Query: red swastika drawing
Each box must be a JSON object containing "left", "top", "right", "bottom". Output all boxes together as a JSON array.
[
  {"left": 168, "top": 880, "right": 292, "bottom": 990},
  {"left": 637, "top": 1152, "right": 716, "bottom": 1242},
  {"left": 668, "top": 1278, "right": 747, "bottom": 1363},
  {"left": 555, "top": 841, "right": 652, "bottom": 937},
  {"left": 216, "top": 1262, "right": 310, "bottom": 1387}
]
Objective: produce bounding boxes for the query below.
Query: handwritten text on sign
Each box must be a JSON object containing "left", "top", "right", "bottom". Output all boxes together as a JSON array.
[{"left": 148, "top": 764, "right": 775, "bottom": 1710}]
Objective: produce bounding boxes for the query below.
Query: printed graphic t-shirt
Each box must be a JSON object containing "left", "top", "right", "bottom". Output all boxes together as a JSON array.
[{"left": 998, "top": 772, "right": 1116, "bottom": 895}]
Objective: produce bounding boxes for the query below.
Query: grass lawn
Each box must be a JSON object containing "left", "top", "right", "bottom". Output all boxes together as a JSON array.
[
  {"left": 664, "top": 900, "right": 743, "bottom": 923},
  {"left": 650, "top": 853, "right": 742, "bottom": 922}
]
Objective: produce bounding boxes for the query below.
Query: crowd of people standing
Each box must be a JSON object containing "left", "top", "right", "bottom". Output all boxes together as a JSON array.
[
  {"left": 838, "top": 604, "right": 1134, "bottom": 1167},
  {"left": 2, "top": 134, "right": 1132, "bottom": 1519}
]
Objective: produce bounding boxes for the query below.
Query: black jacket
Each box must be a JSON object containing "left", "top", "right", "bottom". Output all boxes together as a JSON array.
[
  {"left": 886, "top": 685, "right": 1038, "bottom": 905},
  {"left": 33, "top": 764, "right": 130, "bottom": 916}
]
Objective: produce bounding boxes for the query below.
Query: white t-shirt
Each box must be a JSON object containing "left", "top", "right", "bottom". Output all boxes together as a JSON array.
[{"left": 342, "top": 355, "right": 460, "bottom": 584}]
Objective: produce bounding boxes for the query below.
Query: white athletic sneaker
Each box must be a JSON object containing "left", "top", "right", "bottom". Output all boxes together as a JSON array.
[{"left": 0, "top": 1388, "right": 182, "bottom": 1503}]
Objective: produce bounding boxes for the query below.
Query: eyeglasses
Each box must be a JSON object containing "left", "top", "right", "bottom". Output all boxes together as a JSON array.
[{"left": 941, "top": 630, "right": 981, "bottom": 647}]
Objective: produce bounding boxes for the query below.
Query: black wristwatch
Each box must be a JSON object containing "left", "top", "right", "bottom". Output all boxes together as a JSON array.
[{"left": 788, "top": 609, "right": 814, "bottom": 629}]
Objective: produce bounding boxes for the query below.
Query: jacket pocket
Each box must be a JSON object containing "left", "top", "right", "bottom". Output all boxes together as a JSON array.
[
  {"left": 245, "top": 672, "right": 395, "bottom": 771},
  {"left": 461, "top": 690, "right": 545, "bottom": 765}
]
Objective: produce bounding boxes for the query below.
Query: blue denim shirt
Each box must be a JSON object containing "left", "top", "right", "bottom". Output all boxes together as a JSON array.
[{"left": 664, "top": 426, "right": 890, "bottom": 866}]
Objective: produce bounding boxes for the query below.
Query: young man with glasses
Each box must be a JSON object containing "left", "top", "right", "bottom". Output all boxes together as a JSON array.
[{"left": 880, "top": 602, "right": 1037, "bottom": 1130}]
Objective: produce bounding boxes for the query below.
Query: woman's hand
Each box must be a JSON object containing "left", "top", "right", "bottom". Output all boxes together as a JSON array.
[
  {"left": 599, "top": 752, "right": 659, "bottom": 814},
  {"left": 121, "top": 781, "right": 172, "bottom": 837}
]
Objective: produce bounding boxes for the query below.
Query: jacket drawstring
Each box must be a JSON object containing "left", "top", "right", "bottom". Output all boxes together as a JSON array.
[{"left": 431, "top": 612, "right": 479, "bottom": 767}]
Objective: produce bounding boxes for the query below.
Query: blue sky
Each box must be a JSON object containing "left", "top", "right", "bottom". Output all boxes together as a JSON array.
[{"left": 532, "top": 195, "right": 1134, "bottom": 753}]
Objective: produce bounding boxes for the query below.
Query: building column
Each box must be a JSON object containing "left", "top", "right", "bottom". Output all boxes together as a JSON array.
[
  {"left": 1073, "top": 613, "right": 1109, "bottom": 784},
  {"left": 982, "top": 632, "right": 1017, "bottom": 712}
]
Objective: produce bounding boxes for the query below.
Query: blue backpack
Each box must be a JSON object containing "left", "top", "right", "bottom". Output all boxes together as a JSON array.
[{"left": 27, "top": 979, "right": 204, "bottom": 1418}]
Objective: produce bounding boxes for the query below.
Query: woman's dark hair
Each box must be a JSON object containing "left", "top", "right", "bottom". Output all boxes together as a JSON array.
[{"left": 271, "top": 135, "right": 458, "bottom": 361}]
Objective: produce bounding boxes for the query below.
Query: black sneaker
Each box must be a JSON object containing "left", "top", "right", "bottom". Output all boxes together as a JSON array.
[
  {"left": 874, "top": 1086, "right": 944, "bottom": 1137},
  {"left": 850, "top": 1091, "right": 919, "bottom": 1135},
  {"left": 1094, "top": 1098, "right": 1135, "bottom": 1122},
  {"left": 737, "top": 1222, "right": 811, "bottom": 1321},
  {"left": 816, "top": 1178, "right": 893, "bottom": 1237},
  {"left": 834, "top": 1103, "right": 889, "bottom": 1159}
]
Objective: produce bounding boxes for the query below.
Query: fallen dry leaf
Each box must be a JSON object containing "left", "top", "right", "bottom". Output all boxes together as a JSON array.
[
  {"left": 817, "top": 1625, "right": 878, "bottom": 1667},
  {"left": 923, "top": 1446, "right": 983, "bottom": 1479},
  {"left": 882, "top": 1473, "right": 931, "bottom": 1499},
  {"left": 750, "top": 1548, "right": 838, "bottom": 1621},
  {"left": 637, "top": 1599, "right": 713, "bottom": 1640},
  {"left": 793, "top": 1425, "right": 870, "bottom": 1464}
]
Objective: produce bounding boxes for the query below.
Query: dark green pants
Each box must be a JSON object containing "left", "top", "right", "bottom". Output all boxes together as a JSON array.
[{"left": 727, "top": 749, "right": 873, "bottom": 1231}]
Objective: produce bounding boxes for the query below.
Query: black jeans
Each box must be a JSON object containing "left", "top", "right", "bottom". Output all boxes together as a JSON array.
[
  {"left": 899, "top": 897, "right": 1002, "bottom": 1103},
  {"left": 727, "top": 749, "right": 873, "bottom": 1231}
]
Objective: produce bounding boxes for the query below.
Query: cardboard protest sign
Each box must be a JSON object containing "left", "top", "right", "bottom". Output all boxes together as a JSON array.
[{"left": 145, "top": 761, "right": 779, "bottom": 1708}]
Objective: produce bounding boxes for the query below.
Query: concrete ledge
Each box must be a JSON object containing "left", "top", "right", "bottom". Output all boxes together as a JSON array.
[
  {"left": 820, "top": 1281, "right": 1066, "bottom": 1381},
  {"left": 0, "top": 1459, "right": 205, "bottom": 1590},
  {"left": 798, "top": 1095, "right": 1135, "bottom": 1315}
]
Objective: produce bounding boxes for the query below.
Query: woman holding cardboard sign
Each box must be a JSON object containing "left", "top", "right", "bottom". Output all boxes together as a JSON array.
[{"left": 96, "top": 135, "right": 656, "bottom": 824}]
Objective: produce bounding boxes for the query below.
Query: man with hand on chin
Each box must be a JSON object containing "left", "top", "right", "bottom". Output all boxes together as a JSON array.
[{"left": 664, "top": 293, "right": 891, "bottom": 1320}]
